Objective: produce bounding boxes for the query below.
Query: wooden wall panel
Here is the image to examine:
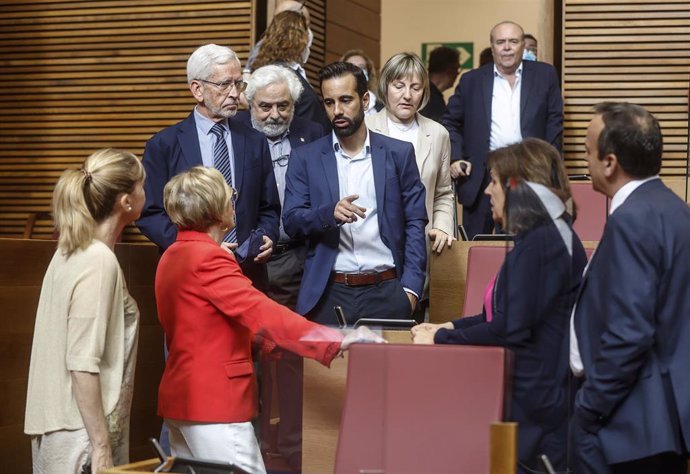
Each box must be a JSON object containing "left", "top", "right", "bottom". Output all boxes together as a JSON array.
[
  {"left": 304, "top": 0, "right": 326, "bottom": 89},
  {"left": 562, "top": 0, "right": 690, "bottom": 179},
  {"left": 0, "top": 239, "right": 163, "bottom": 469},
  {"left": 325, "top": 0, "right": 381, "bottom": 69},
  {"left": 0, "top": 1, "right": 384, "bottom": 241},
  {"left": 0, "top": 0, "right": 254, "bottom": 241}
]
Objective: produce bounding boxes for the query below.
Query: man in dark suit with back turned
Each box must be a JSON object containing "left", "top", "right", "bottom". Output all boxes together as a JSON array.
[
  {"left": 283, "top": 62, "right": 427, "bottom": 326},
  {"left": 570, "top": 102, "right": 690, "bottom": 473},
  {"left": 442, "top": 21, "right": 563, "bottom": 239},
  {"left": 137, "top": 44, "right": 280, "bottom": 290}
]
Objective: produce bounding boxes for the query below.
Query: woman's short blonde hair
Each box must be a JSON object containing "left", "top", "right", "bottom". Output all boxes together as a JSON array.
[
  {"left": 378, "top": 52, "right": 430, "bottom": 111},
  {"left": 163, "top": 166, "right": 234, "bottom": 232}
]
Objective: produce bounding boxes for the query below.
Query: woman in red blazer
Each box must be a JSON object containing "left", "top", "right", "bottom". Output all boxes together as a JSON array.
[{"left": 156, "top": 166, "right": 381, "bottom": 473}]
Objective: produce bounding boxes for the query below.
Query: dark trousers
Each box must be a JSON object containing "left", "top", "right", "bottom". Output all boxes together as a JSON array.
[
  {"left": 309, "top": 277, "right": 413, "bottom": 326},
  {"left": 260, "top": 245, "right": 306, "bottom": 465},
  {"left": 610, "top": 453, "right": 688, "bottom": 474},
  {"left": 571, "top": 418, "right": 688, "bottom": 474}
]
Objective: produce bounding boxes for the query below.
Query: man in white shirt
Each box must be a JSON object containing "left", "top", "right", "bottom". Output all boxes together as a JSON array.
[
  {"left": 442, "top": 21, "right": 563, "bottom": 239},
  {"left": 570, "top": 102, "right": 690, "bottom": 474},
  {"left": 283, "top": 62, "right": 428, "bottom": 325}
]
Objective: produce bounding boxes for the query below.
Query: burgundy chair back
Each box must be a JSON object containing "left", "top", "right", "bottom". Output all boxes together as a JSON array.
[
  {"left": 571, "top": 181, "right": 608, "bottom": 241},
  {"left": 463, "top": 245, "right": 508, "bottom": 316},
  {"left": 335, "top": 344, "right": 510, "bottom": 474}
]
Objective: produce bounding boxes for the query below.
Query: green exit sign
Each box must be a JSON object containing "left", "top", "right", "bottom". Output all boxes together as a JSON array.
[{"left": 421, "top": 42, "right": 474, "bottom": 70}]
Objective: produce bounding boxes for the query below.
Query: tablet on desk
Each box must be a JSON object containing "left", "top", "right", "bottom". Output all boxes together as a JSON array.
[
  {"left": 472, "top": 233, "right": 514, "bottom": 242},
  {"left": 353, "top": 318, "right": 417, "bottom": 330}
]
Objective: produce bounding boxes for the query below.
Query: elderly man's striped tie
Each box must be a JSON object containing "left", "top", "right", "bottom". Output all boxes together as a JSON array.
[{"left": 210, "top": 122, "right": 237, "bottom": 243}]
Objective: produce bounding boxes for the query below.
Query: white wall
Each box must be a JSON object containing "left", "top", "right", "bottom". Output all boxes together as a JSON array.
[{"left": 380, "top": 0, "right": 553, "bottom": 94}]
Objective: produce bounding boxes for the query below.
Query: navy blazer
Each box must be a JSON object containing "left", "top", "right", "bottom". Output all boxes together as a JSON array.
[
  {"left": 136, "top": 112, "right": 280, "bottom": 286},
  {"left": 282, "top": 131, "right": 428, "bottom": 316},
  {"left": 573, "top": 179, "right": 690, "bottom": 464},
  {"left": 233, "top": 111, "right": 325, "bottom": 146},
  {"left": 435, "top": 221, "right": 586, "bottom": 470},
  {"left": 291, "top": 69, "right": 332, "bottom": 134},
  {"left": 442, "top": 61, "right": 563, "bottom": 207}
]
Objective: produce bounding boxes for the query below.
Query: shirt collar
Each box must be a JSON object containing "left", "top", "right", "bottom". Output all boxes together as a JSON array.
[
  {"left": 609, "top": 176, "right": 659, "bottom": 215},
  {"left": 289, "top": 62, "right": 307, "bottom": 81},
  {"left": 194, "top": 107, "right": 228, "bottom": 135},
  {"left": 332, "top": 129, "right": 371, "bottom": 160},
  {"left": 493, "top": 62, "right": 523, "bottom": 79}
]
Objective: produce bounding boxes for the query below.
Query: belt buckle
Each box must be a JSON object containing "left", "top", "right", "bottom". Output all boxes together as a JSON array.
[{"left": 343, "top": 273, "right": 352, "bottom": 286}]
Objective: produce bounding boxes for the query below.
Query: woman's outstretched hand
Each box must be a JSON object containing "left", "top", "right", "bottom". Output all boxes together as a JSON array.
[{"left": 340, "top": 326, "right": 387, "bottom": 351}]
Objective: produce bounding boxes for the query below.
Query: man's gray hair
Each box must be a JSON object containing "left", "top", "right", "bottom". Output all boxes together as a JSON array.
[
  {"left": 186, "top": 44, "right": 240, "bottom": 84},
  {"left": 245, "top": 65, "right": 304, "bottom": 104}
]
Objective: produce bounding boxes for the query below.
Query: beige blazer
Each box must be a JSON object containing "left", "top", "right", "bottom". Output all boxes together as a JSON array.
[
  {"left": 366, "top": 110, "right": 455, "bottom": 238},
  {"left": 366, "top": 110, "right": 455, "bottom": 297}
]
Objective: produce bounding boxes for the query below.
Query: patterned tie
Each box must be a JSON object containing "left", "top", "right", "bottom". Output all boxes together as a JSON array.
[{"left": 210, "top": 122, "right": 237, "bottom": 243}]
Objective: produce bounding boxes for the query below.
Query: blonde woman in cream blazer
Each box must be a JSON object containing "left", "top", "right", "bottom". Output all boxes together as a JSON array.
[{"left": 366, "top": 52, "right": 455, "bottom": 296}]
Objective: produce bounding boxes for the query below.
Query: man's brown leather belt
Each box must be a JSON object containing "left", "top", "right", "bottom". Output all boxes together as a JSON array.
[{"left": 330, "top": 268, "right": 397, "bottom": 286}]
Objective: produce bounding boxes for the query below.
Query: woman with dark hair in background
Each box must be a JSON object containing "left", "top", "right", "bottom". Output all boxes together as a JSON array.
[
  {"left": 251, "top": 10, "right": 329, "bottom": 132},
  {"left": 412, "top": 138, "right": 587, "bottom": 473},
  {"left": 25, "top": 149, "right": 145, "bottom": 473}
]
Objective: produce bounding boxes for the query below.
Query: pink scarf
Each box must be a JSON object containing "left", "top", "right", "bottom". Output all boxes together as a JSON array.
[{"left": 484, "top": 273, "right": 498, "bottom": 322}]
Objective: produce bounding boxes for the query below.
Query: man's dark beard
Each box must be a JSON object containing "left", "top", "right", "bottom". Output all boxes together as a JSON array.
[{"left": 332, "top": 107, "right": 365, "bottom": 138}]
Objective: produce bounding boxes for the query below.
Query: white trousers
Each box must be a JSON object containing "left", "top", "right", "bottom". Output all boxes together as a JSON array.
[{"left": 165, "top": 419, "right": 267, "bottom": 474}]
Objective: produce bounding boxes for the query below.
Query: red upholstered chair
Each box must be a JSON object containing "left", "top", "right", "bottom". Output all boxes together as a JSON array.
[
  {"left": 570, "top": 181, "right": 608, "bottom": 241},
  {"left": 463, "top": 245, "right": 510, "bottom": 316},
  {"left": 334, "top": 344, "right": 514, "bottom": 474}
]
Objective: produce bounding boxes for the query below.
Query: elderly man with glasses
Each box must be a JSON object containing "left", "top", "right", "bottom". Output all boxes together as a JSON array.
[{"left": 137, "top": 43, "right": 280, "bottom": 291}]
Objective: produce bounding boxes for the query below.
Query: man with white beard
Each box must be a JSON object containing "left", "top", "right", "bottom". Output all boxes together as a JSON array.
[{"left": 241, "top": 63, "right": 323, "bottom": 471}]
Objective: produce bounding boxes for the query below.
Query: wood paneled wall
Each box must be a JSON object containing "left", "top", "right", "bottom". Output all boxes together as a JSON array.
[
  {"left": 325, "top": 0, "right": 381, "bottom": 71},
  {"left": 303, "top": 0, "right": 326, "bottom": 88},
  {"left": 0, "top": 239, "right": 163, "bottom": 470},
  {"left": 0, "top": 0, "right": 383, "bottom": 242},
  {"left": 0, "top": 0, "right": 254, "bottom": 241},
  {"left": 562, "top": 0, "right": 690, "bottom": 177}
]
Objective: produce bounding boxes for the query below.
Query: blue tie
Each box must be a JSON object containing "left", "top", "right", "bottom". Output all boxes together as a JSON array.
[{"left": 210, "top": 122, "right": 237, "bottom": 243}]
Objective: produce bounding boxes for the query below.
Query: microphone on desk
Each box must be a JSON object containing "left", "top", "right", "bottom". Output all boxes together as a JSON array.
[{"left": 540, "top": 454, "right": 557, "bottom": 474}]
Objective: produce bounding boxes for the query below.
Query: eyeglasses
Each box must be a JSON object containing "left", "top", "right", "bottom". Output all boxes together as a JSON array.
[
  {"left": 272, "top": 155, "right": 289, "bottom": 168},
  {"left": 198, "top": 78, "right": 247, "bottom": 93}
]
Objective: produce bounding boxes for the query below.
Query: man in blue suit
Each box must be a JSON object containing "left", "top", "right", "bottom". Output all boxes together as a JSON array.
[
  {"left": 571, "top": 102, "right": 690, "bottom": 473},
  {"left": 283, "top": 62, "right": 427, "bottom": 325},
  {"left": 137, "top": 44, "right": 280, "bottom": 289},
  {"left": 442, "top": 21, "right": 563, "bottom": 239}
]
